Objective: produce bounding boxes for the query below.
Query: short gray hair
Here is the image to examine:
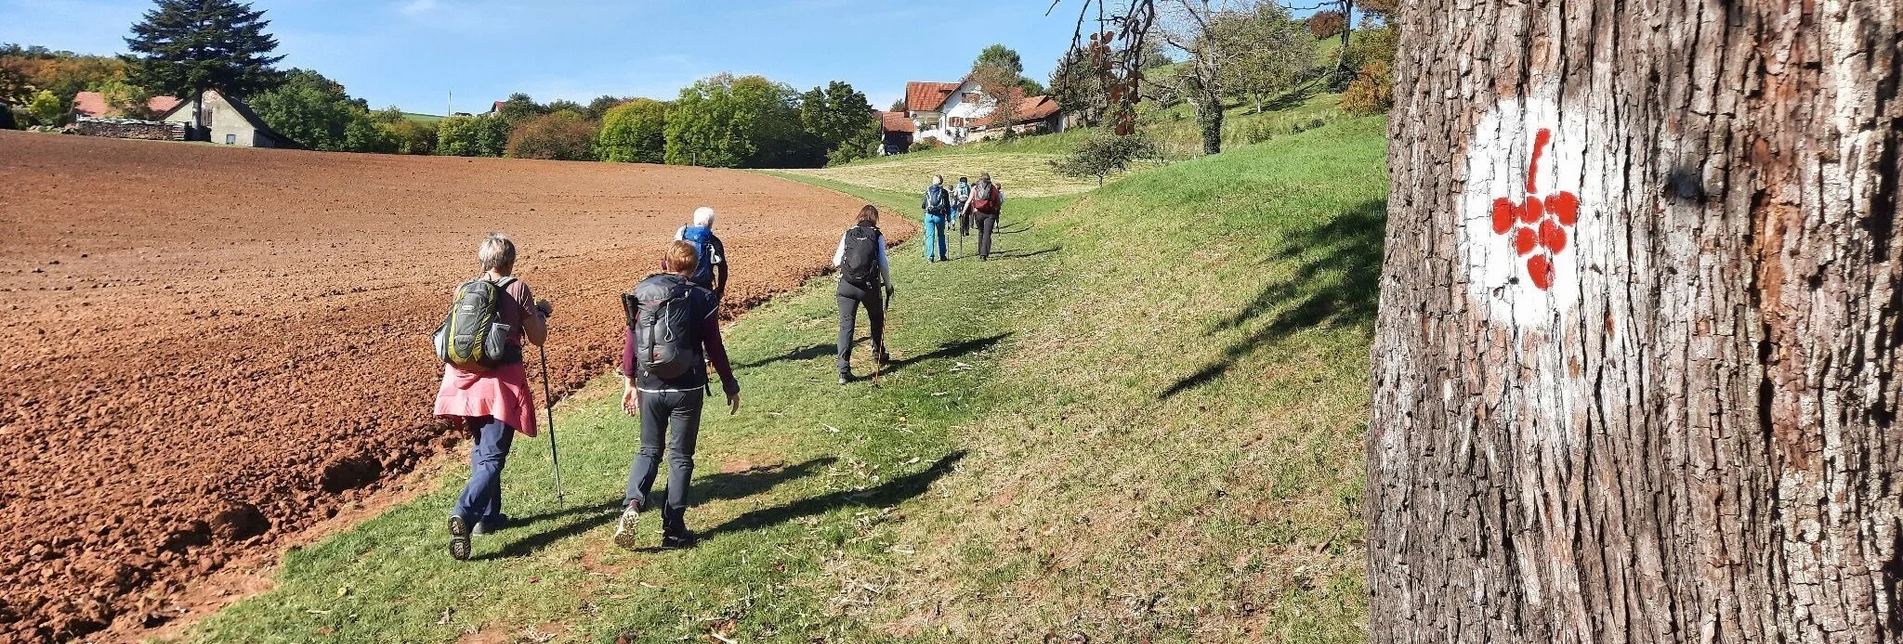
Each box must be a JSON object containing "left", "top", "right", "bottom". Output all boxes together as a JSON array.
[{"left": 478, "top": 232, "right": 516, "bottom": 273}]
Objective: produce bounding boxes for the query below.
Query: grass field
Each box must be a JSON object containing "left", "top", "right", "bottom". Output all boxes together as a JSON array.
[
  {"left": 783, "top": 152, "right": 1105, "bottom": 198},
  {"left": 177, "top": 111, "right": 1388, "bottom": 642}
]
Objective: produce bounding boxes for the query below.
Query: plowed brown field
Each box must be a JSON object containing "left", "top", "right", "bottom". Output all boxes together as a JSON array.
[{"left": 0, "top": 131, "right": 893, "bottom": 641}]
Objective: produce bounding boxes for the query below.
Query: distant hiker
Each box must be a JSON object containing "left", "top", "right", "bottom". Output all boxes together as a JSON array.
[
  {"left": 615, "top": 240, "right": 742, "bottom": 550},
  {"left": 921, "top": 175, "right": 952, "bottom": 262},
  {"left": 833, "top": 205, "right": 893, "bottom": 384},
  {"left": 953, "top": 176, "right": 972, "bottom": 238},
  {"left": 674, "top": 206, "right": 729, "bottom": 301},
  {"left": 432, "top": 232, "right": 552, "bottom": 561},
  {"left": 962, "top": 173, "right": 1004, "bottom": 261}
]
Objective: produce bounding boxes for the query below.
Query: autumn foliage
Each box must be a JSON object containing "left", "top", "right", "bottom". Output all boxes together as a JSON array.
[
  {"left": 504, "top": 111, "right": 597, "bottom": 161},
  {"left": 1308, "top": 11, "right": 1347, "bottom": 39},
  {"left": 1341, "top": 61, "right": 1394, "bottom": 116}
]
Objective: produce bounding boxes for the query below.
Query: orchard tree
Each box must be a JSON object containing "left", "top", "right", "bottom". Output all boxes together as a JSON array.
[
  {"left": 972, "top": 44, "right": 1024, "bottom": 77},
  {"left": 124, "top": 0, "right": 284, "bottom": 139},
  {"left": 1365, "top": 1, "right": 1901, "bottom": 642},
  {"left": 1208, "top": 1, "right": 1311, "bottom": 114},
  {"left": 1050, "top": 130, "right": 1155, "bottom": 186},
  {"left": 1048, "top": 45, "right": 1106, "bottom": 126},
  {"left": 595, "top": 98, "right": 667, "bottom": 163}
]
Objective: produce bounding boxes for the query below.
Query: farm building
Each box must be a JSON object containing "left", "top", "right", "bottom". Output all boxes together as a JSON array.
[
  {"left": 879, "top": 111, "right": 914, "bottom": 155},
  {"left": 156, "top": 91, "right": 295, "bottom": 148},
  {"left": 901, "top": 79, "right": 1065, "bottom": 146},
  {"left": 71, "top": 92, "right": 183, "bottom": 119}
]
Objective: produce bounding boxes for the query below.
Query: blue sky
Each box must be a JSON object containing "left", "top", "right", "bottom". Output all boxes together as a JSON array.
[{"left": 1, "top": 0, "right": 1091, "bottom": 114}]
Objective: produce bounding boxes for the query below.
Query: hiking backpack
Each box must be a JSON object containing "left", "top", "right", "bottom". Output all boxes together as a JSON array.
[
  {"left": 969, "top": 182, "right": 1000, "bottom": 215},
  {"left": 839, "top": 225, "right": 882, "bottom": 288},
  {"left": 626, "top": 273, "right": 699, "bottom": 380},
  {"left": 434, "top": 276, "right": 518, "bottom": 371},
  {"left": 924, "top": 185, "right": 950, "bottom": 216},
  {"left": 679, "top": 226, "right": 718, "bottom": 286}
]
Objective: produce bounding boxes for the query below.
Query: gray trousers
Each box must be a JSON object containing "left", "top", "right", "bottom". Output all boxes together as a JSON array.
[
  {"left": 624, "top": 388, "right": 703, "bottom": 533},
  {"left": 836, "top": 280, "right": 886, "bottom": 374}
]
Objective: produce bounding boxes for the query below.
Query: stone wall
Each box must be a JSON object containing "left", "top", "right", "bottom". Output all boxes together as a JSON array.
[{"left": 74, "top": 118, "right": 185, "bottom": 141}]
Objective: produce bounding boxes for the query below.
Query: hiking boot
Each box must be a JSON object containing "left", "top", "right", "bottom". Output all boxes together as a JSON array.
[
  {"left": 660, "top": 529, "right": 698, "bottom": 549},
  {"left": 472, "top": 513, "right": 510, "bottom": 535},
  {"left": 838, "top": 370, "right": 852, "bottom": 385},
  {"left": 447, "top": 515, "right": 472, "bottom": 561},
  {"left": 612, "top": 503, "right": 641, "bottom": 550}
]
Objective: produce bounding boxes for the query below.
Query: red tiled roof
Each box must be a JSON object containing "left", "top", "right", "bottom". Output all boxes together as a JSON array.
[
  {"left": 974, "top": 92, "right": 1062, "bottom": 127},
  {"left": 880, "top": 111, "right": 915, "bottom": 133},
  {"left": 903, "top": 81, "right": 961, "bottom": 113},
  {"left": 71, "top": 91, "right": 183, "bottom": 119}
]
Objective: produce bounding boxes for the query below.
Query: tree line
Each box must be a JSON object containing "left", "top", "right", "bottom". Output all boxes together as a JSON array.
[{"left": 1, "top": 0, "right": 882, "bottom": 168}]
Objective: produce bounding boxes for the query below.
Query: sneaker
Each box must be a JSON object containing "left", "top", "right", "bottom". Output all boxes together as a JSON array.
[
  {"left": 472, "top": 513, "right": 509, "bottom": 535},
  {"left": 612, "top": 503, "right": 641, "bottom": 550},
  {"left": 447, "top": 515, "right": 471, "bottom": 561},
  {"left": 838, "top": 370, "right": 852, "bottom": 385},
  {"left": 660, "top": 529, "right": 697, "bottom": 549}
]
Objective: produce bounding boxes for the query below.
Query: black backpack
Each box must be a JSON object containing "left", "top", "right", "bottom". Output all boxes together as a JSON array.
[
  {"left": 839, "top": 225, "right": 881, "bottom": 288},
  {"left": 625, "top": 273, "right": 699, "bottom": 380},
  {"left": 434, "top": 276, "right": 518, "bottom": 370}
]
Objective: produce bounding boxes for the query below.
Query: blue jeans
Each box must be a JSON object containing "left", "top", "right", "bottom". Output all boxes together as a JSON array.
[
  {"left": 923, "top": 215, "right": 948, "bottom": 260},
  {"left": 453, "top": 416, "right": 514, "bottom": 523}
]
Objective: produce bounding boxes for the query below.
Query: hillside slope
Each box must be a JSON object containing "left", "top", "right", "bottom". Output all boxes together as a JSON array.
[{"left": 177, "top": 117, "right": 1387, "bottom": 643}]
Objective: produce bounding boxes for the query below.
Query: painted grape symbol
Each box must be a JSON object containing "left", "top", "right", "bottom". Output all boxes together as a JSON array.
[{"left": 1489, "top": 128, "right": 1578, "bottom": 290}]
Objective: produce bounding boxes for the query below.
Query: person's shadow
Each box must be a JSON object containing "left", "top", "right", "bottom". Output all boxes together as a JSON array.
[
  {"left": 698, "top": 451, "right": 966, "bottom": 540},
  {"left": 476, "top": 456, "right": 838, "bottom": 560},
  {"left": 882, "top": 334, "right": 1010, "bottom": 375}
]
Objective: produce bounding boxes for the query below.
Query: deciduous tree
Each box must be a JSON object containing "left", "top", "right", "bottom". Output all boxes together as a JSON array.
[
  {"left": 436, "top": 114, "right": 509, "bottom": 157},
  {"left": 800, "top": 80, "right": 874, "bottom": 163},
  {"left": 595, "top": 98, "right": 667, "bottom": 163},
  {"left": 124, "top": 0, "right": 284, "bottom": 138},
  {"left": 1368, "top": 2, "right": 1901, "bottom": 641},
  {"left": 505, "top": 110, "right": 595, "bottom": 161}
]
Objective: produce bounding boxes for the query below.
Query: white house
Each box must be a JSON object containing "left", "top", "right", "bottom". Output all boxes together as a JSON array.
[
  {"left": 903, "top": 79, "right": 1064, "bottom": 146},
  {"left": 157, "top": 90, "right": 295, "bottom": 148}
]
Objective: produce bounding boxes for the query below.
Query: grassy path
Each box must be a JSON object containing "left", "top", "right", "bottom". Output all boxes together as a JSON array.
[
  {"left": 180, "top": 115, "right": 1389, "bottom": 642},
  {"left": 182, "top": 180, "right": 1079, "bottom": 642}
]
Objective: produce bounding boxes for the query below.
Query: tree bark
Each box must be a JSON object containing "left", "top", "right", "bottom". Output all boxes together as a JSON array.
[{"left": 1369, "top": 1, "right": 1901, "bottom": 642}]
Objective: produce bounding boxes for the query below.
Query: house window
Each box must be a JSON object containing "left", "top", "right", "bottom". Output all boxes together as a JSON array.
[
  {"left": 224, "top": 133, "right": 236, "bottom": 145},
  {"left": 963, "top": 92, "right": 981, "bottom": 104}
]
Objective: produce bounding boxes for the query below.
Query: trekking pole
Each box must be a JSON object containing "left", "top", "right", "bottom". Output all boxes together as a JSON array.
[{"left": 537, "top": 345, "right": 566, "bottom": 508}]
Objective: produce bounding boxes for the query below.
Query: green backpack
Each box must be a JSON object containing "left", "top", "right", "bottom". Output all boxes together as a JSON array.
[{"left": 433, "top": 276, "right": 519, "bottom": 370}]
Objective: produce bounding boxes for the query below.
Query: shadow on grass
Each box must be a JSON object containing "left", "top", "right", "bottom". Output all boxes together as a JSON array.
[
  {"left": 994, "top": 223, "right": 1035, "bottom": 235},
  {"left": 476, "top": 500, "right": 619, "bottom": 561},
  {"left": 478, "top": 457, "right": 838, "bottom": 560},
  {"left": 991, "top": 246, "right": 1061, "bottom": 260},
  {"left": 701, "top": 451, "right": 966, "bottom": 540},
  {"left": 1160, "top": 198, "right": 1386, "bottom": 399},
  {"left": 885, "top": 333, "right": 1011, "bottom": 375},
  {"left": 736, "top": 343, "right": 835, "bottom": 369}
]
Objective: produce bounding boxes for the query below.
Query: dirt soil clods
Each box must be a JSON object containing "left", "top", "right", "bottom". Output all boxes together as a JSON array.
[{"left": 0, "top": 131, "right": 890, "bottom": 641}]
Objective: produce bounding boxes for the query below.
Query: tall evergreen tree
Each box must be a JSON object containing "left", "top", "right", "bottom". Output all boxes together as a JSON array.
[{"left": 124, "top": 0, "right": 283, "bottom": 139}]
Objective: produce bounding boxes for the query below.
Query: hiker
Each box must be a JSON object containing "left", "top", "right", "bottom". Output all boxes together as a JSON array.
[
  {"left": 833, "top": 205, "right": 893, "bottom": 384},
  {"left": 615, "top": 240, "right": 742, "bottom": 550},
  {"left": 953, "top": 176, "right": 972, "bottom": 238},
  {"left": 921, "top": 175, "right": 952, "bottom": 262},
  {"left": 433, "top": 232, "right": 552, "bottom": 561},
  {"left": 673, "top": 206, "right": 729, "bottom": 301},
  {"left": 962, "top": 173, "right": 1004, "bottom": 261}
]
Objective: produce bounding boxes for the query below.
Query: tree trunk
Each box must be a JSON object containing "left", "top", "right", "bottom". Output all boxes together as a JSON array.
[
  {"left": 1369, "top": 1, "right": 1901, "bottom": 642},
  {"left": 1333, "top": 0, "right": 1355, "bottom": 86}
]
